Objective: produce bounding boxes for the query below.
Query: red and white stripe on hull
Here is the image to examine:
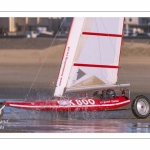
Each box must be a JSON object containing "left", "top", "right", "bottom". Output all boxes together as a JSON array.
[{"left": 4, "top": 96, "right": 130, "bottom": 111}]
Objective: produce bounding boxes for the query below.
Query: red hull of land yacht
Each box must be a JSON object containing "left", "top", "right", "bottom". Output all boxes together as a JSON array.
[{"left": 3, "top": 96, "right": 130, "bottom": 111}]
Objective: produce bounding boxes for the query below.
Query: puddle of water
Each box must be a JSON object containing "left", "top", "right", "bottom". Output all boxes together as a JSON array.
[{"left": 130, "top": 122, "right": 150, "bottom": 133}]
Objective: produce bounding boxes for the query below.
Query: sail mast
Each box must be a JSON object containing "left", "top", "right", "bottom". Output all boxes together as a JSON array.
[{"left": 54, "top": 18, "right": 85, "bottom": 97}]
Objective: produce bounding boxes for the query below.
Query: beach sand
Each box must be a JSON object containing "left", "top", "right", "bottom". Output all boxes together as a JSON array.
[{"left": 0, "top": 38, "right": 150, "bottom": 99}]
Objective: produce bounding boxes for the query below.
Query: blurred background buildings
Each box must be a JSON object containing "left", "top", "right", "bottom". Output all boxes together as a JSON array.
[
  {"left": 0, "top": 17, "right": 150, "bottom": 37},
  {"left": 124, "top": 17, "right": 150, "bottom": 36},
  {"left": 0, "top": 17, "right": 72, "bottom": 37}
]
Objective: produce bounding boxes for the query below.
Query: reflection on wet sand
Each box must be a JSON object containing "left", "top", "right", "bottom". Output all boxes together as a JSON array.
[{"left": 0, "top": 106, "right": 150, "bottom": 133}]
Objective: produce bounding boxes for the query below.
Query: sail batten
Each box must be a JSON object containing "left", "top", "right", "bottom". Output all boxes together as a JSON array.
[
  {"left": 82, "top": 32, "right": 122, "bottom": 37},
  {"left": 74, "top": 63, "right": 119, "bottom": 68}
]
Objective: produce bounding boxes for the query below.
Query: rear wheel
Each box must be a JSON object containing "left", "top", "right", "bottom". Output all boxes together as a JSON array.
[{"left": 132, "top": 95, "right": 150, "bottom": 119}]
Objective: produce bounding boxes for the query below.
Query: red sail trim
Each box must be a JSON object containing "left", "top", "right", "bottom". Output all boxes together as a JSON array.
[
  {"left": 74, "top": 63, "right": 120, "bottom": 68},
  {"left": 117, "top": 18, "right": 124, "bottom": 76},
  {"left": 82, "top": 32, "right": 122, "bottom": 37}
]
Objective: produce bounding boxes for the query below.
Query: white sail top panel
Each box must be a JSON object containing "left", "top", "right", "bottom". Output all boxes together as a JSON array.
[{"left": 54, "top": 17, "right": 124, "bottom": 97}]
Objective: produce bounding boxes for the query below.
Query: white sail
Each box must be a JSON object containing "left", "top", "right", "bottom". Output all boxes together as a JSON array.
[{"left": 54, "top": 17, "right": 129, "bottom": 97}]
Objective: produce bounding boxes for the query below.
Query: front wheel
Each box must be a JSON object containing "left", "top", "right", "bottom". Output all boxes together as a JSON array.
[
  {"left": 0, "top": 108, "right": 4, "bottom": 119},
  {"left": 132, "top": 95, "right": 150, "bottom": 119}
]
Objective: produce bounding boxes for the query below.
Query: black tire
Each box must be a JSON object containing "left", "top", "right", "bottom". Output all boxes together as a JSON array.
[
  {"left": 0, "top": 108, "right": 4, "bottom": 119},
  {"left": 132, "top": 95, "right": 150, "bottom": 119}
]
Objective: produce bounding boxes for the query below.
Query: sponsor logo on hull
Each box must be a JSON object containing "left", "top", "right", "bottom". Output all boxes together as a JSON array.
[
  {"left": 58, "top": 99, "right": 121, "bottom": 106},
  {"left": 58, "top": 99, "right": 95, "bottom": 106}
]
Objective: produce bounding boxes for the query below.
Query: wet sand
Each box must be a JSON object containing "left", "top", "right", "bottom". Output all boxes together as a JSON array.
[
  {"left": 1, "top": 38, "right": 150, "bottom": 99},
  {"left": 1, "top": 38, "right": 150, "bottom": 133},
  {"left": 0, "top": 38, "right": 66, "bottom": 99}
]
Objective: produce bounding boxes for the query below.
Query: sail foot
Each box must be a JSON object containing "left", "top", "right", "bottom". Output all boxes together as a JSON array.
[{"left": 65, "top": 83, "right": 130, "bottom": 93}]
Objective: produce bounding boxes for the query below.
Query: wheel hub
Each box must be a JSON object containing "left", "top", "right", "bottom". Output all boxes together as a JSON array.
[{"left": 137, "top": 99, "right": 150, "bottom": 115}]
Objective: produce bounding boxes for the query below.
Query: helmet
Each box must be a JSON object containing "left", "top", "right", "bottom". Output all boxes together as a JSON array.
[
  {"left": 93, "top": 91, "right": 99, "bottom": 97},
  {"left": 106, "top": 89, "right": 116, "bottom": 98},
  {"left": 93, "top": 91, "right": 103, "bottom": 99}
]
